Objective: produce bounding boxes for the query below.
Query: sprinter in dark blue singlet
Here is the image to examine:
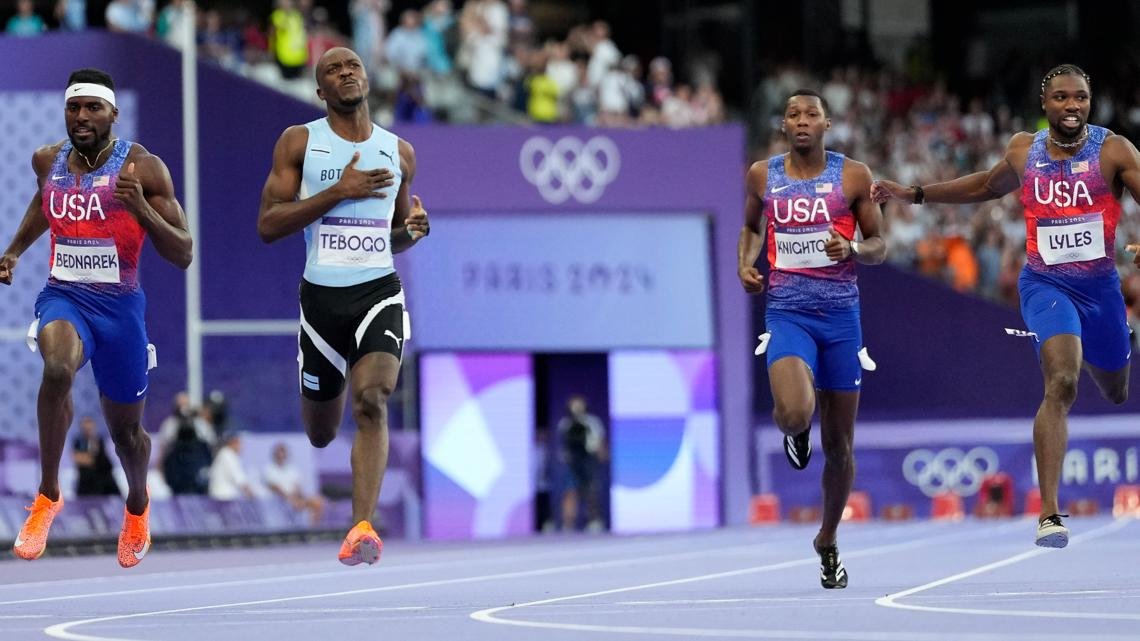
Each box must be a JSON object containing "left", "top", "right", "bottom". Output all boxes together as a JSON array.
[
  {"left": 873, "top": 64, "right": 1140, "bottom": 548},
  {"left": 738, "top": 90, "right": 886, "bottom": 589},
  {"left": 1, "top": 68, "right": 192, "bottom": 567}
]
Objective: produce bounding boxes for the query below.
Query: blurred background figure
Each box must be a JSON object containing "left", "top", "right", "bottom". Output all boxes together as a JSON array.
[
  {"left": 72, "top": 416, "right": 121, "bottom": 497},
  {"left": 557, "top": 394, "right": 607, "bottom": 533},
  {"left": 262, "top": 442, "right": 325, "bottom": 526},
  {"left": 157, "top": 392, "right": 216, "bottom": 495},
  {"left": 209, "top": 431, "right": 253, "bottom": 501},
  {"left": 6, "top": 0, "right": 46, "bottom": 37}
]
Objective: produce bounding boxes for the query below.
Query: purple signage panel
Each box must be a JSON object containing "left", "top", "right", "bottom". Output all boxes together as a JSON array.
[
  {"left": 407, "top": 213, "right": 714, "bottom": 350},
  {"left": 420, "top": 352, "right": 534, "bottom": 539},
  {"left": 608, "top": 350, "right": 720, "bottom": 532}
]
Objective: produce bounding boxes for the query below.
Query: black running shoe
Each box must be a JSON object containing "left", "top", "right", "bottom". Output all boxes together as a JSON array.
[
  {"left": 814, "top": 542, "right": 848, "bottom": 589},
  {"left": 783, "top": 429, "right": 811, "bottom": 470}
]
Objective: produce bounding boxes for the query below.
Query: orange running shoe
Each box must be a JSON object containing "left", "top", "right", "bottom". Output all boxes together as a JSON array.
[
  {"left": 13, "top": 493, "right": 64, "bottom": 560},
  {"left": 117, "top": 502, "right": 151, "bottom": 569},
  {"left": 338, "top": 520, "right": 382, "bottom": 566}
]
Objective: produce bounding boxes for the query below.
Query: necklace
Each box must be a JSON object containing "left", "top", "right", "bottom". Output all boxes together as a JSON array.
[
  {"left": 76, "top": 138, "right": 116, "bottom": 169},
  {"left": 1048, "top": 127, "right": 1088, "bottom": 150}
]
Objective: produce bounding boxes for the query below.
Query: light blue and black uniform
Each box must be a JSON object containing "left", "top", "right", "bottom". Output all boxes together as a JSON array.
[
  {"left": 762, "top": 152, "right": 864, "bottom": 391},
  {"left": 296, "top": 118, "right": 408, "bottom": 401}
]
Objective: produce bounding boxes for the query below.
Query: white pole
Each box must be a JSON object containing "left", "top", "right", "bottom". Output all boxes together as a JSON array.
[{"left": 182, "top": 1, "right": 203, "bottom": 405}]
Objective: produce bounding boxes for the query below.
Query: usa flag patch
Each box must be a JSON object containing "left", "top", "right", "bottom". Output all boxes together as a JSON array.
[
  {"left": 815, "top": 182, "right": 833, "bottom": 193},
  {"left": 1070, "top": 160, "right": 1089, "bottom": 174},
  {"left": 93, "top": 175, "right": 110, "bottom": 187}
]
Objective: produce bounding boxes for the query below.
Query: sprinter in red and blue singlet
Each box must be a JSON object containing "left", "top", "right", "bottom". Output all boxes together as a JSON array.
[
  {"left": 872, "top": 64, "right": 1140, "bottom": 549},
  {"left": 0, "top": 69, "right": 192, "bottom": 568},
  {"left": 739, "top": 90, "right": 887, "bottom": 590}
]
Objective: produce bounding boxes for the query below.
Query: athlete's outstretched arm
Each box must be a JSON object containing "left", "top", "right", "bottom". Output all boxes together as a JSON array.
[
  {"left": 737, "top": 161, "right": 767, "bottom": 294},
  {"left": 257, "top": 126, "right": 396, "bottom": 243},
  {"left": 1, "top": 148, "right": 60, "bottom": 285},
  {"left": 834, "top": 161, "right": 886, "bottom": 265},
  {"left": 1105, "top": 134, "right": 1140, "bottom": 267},
  {"left": 115, "top": 150, "right": 193, "bottom": 269},
  {"left": 391, "top": 139, "right": 429, "bottom": 254},
  {"left": 871, "top": 133, "right": 1028, "bottom": 205}
]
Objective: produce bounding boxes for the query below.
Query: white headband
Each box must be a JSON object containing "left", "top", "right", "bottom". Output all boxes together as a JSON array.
[{"left": 65, "top": 83, "right": 116, "bottom": 108}]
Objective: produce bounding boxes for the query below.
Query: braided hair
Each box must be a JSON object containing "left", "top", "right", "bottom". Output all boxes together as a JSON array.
[{"left": 1040, "top": 64, "right": 1091, "bottom": 95}]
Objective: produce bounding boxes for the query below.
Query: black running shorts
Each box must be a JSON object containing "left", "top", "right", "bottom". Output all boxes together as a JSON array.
[{"left": 297, "top": 273, "right": 408, "bottom": 401}]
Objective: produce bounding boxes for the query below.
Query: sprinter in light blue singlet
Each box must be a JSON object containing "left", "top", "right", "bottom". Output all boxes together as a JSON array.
[
  {"left": 738, "top": 90, "right": 887, "bottom": 590},
  {"left": 258, "top": 47, "right": 431, "bottom": 567}
]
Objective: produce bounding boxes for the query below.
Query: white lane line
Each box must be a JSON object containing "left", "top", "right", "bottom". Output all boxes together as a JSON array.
[
  {"left": 3, "top": 532, "right": 815, "bottom": 607},
  {"left": 468, "top": 520, "right": 1029, "bottom": 641},
  {"left": 38, "top": 528, "right": 897, "bottom": 641},
  {"left": 875, "top": 517, "right": 1138, "bottom": 620}
]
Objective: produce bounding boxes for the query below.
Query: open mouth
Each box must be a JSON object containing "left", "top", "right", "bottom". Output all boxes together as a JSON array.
[{"left": 1061, "top": 115, "right": 1081, "bottom": 127}]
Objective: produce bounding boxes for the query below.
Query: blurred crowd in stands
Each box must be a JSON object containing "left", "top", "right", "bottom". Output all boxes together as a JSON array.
[
  {"left": 6, "top": 1, "right": 1140, "bottom": 327},
  {"left": 5, "top": 0, "right": 724, "bottom": 128}
]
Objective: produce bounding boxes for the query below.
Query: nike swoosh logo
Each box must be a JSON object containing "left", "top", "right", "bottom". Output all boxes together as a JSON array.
[
  {"left": 136, "top": 386, "right": 148, "bottom": 397},
  {"left": 52, "top": 175, "right": 67, "bottom": 180},
  {"left": 854, "top": 378, "right": 861, "bottom": 385},
  {"left": 134, "top": 539, "right": 151, "bottom": 560},
  {"left": 771, "top": 185, "right": 792, "bottom": 193},
  {"left": 14, "top": 535, "right": 24, "bottom": 547},
  {"left": 1035, "top": 161, "right": 1050, "bottom": 168}
]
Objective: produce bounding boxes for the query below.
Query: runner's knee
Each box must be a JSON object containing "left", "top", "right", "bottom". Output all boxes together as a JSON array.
[
  {"left": 773, "top": 403, "right": 811, "bottom": 435},
  {"left": 40, "top": 360, "right": 75, "bottom": 390},
  {"left": 353, "top": 384, "right": 392, "bottom": 424},
  {"left": 1044, "top": 371, "right": 1078, "bottom": 406}
]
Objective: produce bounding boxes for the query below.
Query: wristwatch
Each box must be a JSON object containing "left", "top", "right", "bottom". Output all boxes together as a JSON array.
[{"left": 850, "top": 240, "right": 861, "bottom": 256}]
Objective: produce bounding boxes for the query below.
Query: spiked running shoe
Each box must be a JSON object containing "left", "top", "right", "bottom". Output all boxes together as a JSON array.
[
  {"left": 339, "top": 520, "right": 383, "bottom": 566},
  {"left": 814, "top": 541, "right": 848, "bottom": 589},
  {"left": 1035, "top": 513, "right": 1070, "bottom": 548},
  {"left": 13, "top": 494, "right": 63, "bottom": 560},
  {"left": 118, "top": 502, "right": 151, "bottom": 568},
  {"left": 783, "top": 428, "right": 811, "bottom": 470}
]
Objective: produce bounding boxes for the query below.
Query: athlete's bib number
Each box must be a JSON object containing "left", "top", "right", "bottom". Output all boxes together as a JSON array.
[
  {"left": 1037, "top": 212, "right": 1105, "bottom": 265},
  {"left": 774, "top": 224, "right": 834, "bottom": 269},
  {"left": 51, "top": 237, "right": 120, "bottom": 283},
  {"left": 316, "top": 216, "right": 392, "bottom": 269}
]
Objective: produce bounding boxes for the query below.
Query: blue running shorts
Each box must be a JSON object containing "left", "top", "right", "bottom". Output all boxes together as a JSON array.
[
  {"left": 1018, "top": 268, "right": 1130, "bottom": 371},
  {"left": 765, "top": 306, "right": 864, "bottom": 391},
  {"left": 34, "top": 285, "right": 151, "bottom": 404}
]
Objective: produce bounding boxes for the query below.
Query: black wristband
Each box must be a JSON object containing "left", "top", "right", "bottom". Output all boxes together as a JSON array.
[{"left": 912, "top": 185, "right": 925, "bottom": 205}]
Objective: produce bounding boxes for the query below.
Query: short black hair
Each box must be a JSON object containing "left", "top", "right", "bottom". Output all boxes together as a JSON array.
[
  {"left": 1040, "top": 64, "right": 1090, "bottom": 95},
  {"left": 66, "top": 68, "right": 115, "bottom": 90},
  {"left": 786, "top": 89, "right": 829, "bottom": 117}
]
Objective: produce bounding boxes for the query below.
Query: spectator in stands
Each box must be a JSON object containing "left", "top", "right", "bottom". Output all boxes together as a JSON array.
[
  {"left": 54, "top": 0, "right": 86, "bottom": 31},
  {"left": 72, "top": 416, "right": 121, "bottom": 497},
  {"left": 269, "top": 0, "right": 308, "bottom": 80},
  {"left": 350, "top": 0, "right": 389, "bottom": 80},
  {"left": 208, "top": 431, "right": 253, "bottom": 500},
  {"left": 422, "top": 0, "right": 455, "bottom": 75},
  {"left": 308, "top": 7, "right": 348, "bottom": 75},
  {"left": 459, "top": 0, "right": 507, "bottom": 98},
  {"left": 157, "top": 391, "right": 215, "bottom": 495},
  {"left": 262, "top": 442, "right": 324, "bottom": 526},
  {"left": 557, "top": 394, "right": 607, "bottom": 533},
  {"left": 105, "top": 0, "right": 154, "bottom": 34},
  {"left": 585, "top": 20, "right": 620, "bottom": 88},
  {"left": 6, "top": 0, "right": 46, "bottom": 37},
  {"left": 525, "top": 48, "right": 560, "bottom": 124},
  {"left": 394, "top": 71, "right": 432, "bottom": 123},
  {"left": 198, "top": 8, "right": 242, "bottom": 70},
  {"left": 156, "top": 0, "right": 189, "bottom": 49},
  {"left": 385, "top": 9, "right": 428, "bottom": 76}
]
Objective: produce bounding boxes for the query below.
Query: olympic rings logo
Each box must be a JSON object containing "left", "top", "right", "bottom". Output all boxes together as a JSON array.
[
  {"left": 901, "top": 446, "right": 1000, "bottom": 497},
  {"left": 519, "top": 136, "right": 621, "bottom": 204}
]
